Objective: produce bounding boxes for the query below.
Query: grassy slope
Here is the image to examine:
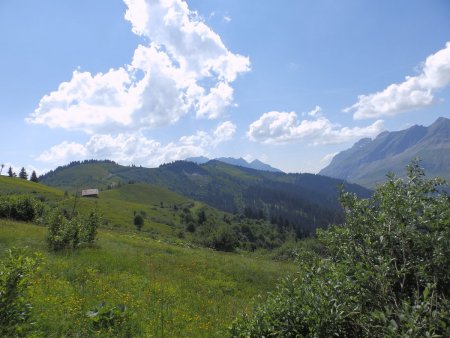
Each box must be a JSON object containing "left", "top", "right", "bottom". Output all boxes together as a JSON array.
[
  {"left": 61, "top": 183, "right": 197, "bottom": 238},
  {"left": 38, "top": 162, "right": 121, "bottom": 193},
  {"left": 0, "top": 177, "right": 297, "bottom": 335},
  {"left": 0, "top": 220, "right": 295, "bottom": 337},
  {"left": 1, "top": 176, "right": 201, "bottom": 238},
  {"left": 1, "top": 176, "right": 288, "bottom": 247},
  {"left": 103, "top": 183, "right": 187, "bottom": 206},
  {"left": 0, "top": 176, "right": 64, "bottom": 201}
]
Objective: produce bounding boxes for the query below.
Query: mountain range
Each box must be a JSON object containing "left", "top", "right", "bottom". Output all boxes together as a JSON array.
[
  {"left": 39, "top": 159, "right": 370, "bottom": 237},
  {"left": 319, "top": 117, "right": 450, "bottom": 187},
  {"left": 185, "top": 156, "right": 283, "bottom": 173}
]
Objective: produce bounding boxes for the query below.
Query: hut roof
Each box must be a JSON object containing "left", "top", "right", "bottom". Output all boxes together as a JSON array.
[{"left": 81, "top": 189, "right": 99, "bottom": 197}]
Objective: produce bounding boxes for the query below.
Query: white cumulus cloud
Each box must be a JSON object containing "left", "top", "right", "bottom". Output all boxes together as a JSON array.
[
  {"left": 344, "top": 42, "right": 450, "bottom": 119},
  {"left": 213, "top": 121, "right": 236, "bottom": 144},
  {"left": 26, "top": 0, "right": 250, "bottom": 133},
  {"left": 247, "top": 109, "right": 384, "bottom": 145},
  {"left": 307, "top": 105, "right": 322, "bottom": 117},
  {"left": 36, "top": 121, "right": 236, "bottom": 167},
  {"left": 37, "top": 141, "right": 88, "bottom": 163},
  {"left": 27, "top": 69, "right": 136, "bottom": 133}
]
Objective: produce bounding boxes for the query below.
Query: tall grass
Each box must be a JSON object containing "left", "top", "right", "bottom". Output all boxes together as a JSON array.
[{"left": 0, "top": 220, "right": 295, "bottom": 336}]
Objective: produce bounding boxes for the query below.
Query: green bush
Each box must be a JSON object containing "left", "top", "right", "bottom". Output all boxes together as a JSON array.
[
  {"left": 0, "top": 248, "right": 41, "bottom": 337},
  {"left": 186, "top": 221, "right": 196, "bottom": 233},
  {"left": 133, "top": 213, "right": 144, "bottom": 231},
  {"left": 211, "top": 225, "right": 239, "bottom": 252},
  {"left": 81, "top": 210, "right": 100, "bottom": 242},
  {"left": 47, "top": 209, "right": 100, "bottom": 251},
  {"left": 231, "top": 161, "right": 450, "bottom": 337},
  {"left": 46, "top": 210, "right": 77, "bottom": 251},
  {"left": 0, "top": 195, "right": 46, "bottom": 222},
  {"left": 86, "top": 302, "right": 139, "bottom": 337}
]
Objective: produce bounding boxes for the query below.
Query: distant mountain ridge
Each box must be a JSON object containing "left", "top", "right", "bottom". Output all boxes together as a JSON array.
[
  {"left": 319, "top": 117, "right": 450, "bottom": 187},
  {"left": 185, "top": 156, "right": 284, "bottom": 173}
]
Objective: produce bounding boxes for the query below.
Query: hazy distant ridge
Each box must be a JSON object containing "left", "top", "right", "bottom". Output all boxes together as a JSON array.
[
  {"left": 185, "top": 156, "right": 284, "bottom": 173},
  {"left": 319, "top": 117, "right": 450, "bottom": 187}
]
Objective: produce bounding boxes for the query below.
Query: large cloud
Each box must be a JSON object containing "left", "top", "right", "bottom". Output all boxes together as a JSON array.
[
  {"left": 37, "top": 121, "right": 236, "bottom": 167},
  {"left": 344, "top": 42, "right": 450, "bottom": 119},
  {"left": 26, "top": 0, "right": 250, "bottom": 133},
  {"left": 247, "top": 109, "right": 384, "bottom": 145}
]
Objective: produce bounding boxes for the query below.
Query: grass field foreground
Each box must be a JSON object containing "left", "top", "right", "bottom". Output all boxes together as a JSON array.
[{"left": 0, "top": 220, "right": 296, "bottom": 336}]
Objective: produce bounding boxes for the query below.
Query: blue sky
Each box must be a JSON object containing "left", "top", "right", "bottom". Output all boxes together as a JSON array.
[{"left": 1, "top": 0, "right": 449, "bottom": 175}]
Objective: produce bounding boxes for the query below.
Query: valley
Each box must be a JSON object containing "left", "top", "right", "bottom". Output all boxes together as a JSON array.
[{"left": 1, "top": 157, "right": 448, "bottom": 336}]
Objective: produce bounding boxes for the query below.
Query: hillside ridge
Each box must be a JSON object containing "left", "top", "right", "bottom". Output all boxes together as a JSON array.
[
  {"left": 185, "top": 156, "right": 284, "bottom": 173},
  {"left": 319, "top": 117, "right": 450, "bottom": 187},
  {"left": 39, "top": 159, "right": 371, "bottom": 237}
]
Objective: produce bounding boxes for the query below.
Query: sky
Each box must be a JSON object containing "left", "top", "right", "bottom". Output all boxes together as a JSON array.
[{"left": 1, "top": 0, "right": 449, "bottom": 175}]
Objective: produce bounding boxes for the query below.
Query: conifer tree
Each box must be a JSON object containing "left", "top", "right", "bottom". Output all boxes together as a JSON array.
[
  {"left": 30, "top": 170, "right": 38, "bottom": 183},
  {"left": 19, "top": 167, "right": 28, "bottom": 180},
  {"left": 7, "top": 166, "right": 14, "bottom": 177}
]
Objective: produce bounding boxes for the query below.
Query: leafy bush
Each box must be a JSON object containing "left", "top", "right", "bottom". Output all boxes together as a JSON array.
[
  {"left": 133, "top": 213, "right": 144, "bottom": 231},
  {"left": 47, "top": 209, "right": 100, "bottom": 251},
  {"left": 46, "top": 210, "right": 78, "bottom": 251},
  {"left": 211, "top": 225, "right": 239, "bottom": 252},
  {"left": 0, "top": 195, "right": 46, "bottom": 222},
  {"left": 271, "top": 238, "right": 325, "bottom": 261},
  {"left": 231, "top": 161, "right": 450, "bottom": 337},
  {"left": 86, "top": 302, "right": 139, "bottom": 336},
  {"left": 81, "top": 210, "right": 100, "bottom": 243},
  {"left": 0, "top": 248, "right": 41, "bottom": 337},
  {"left": 186, "top": 221, "right": 196, "bottom": 233},
  {"left": 197, "top": 209, "right": 207, "bottom": 224},
  {"left": 184, "top": 207, "right": 292, "bottom": 252}
]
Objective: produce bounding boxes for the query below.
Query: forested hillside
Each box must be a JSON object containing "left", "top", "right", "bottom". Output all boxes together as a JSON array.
[{"left": 40, "top": 159, "right": 371, "bottom": 237}]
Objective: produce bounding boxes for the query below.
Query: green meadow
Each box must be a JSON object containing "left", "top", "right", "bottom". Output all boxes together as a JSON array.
[
  {"left": 1, "top": 175, "right": 219, "bottom": 241},
  {"left": 0, "top": 176, "right": 297, "bottom": 336}
]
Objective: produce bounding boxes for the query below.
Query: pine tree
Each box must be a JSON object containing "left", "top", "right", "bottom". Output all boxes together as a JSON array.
[
  {"left": 19, "top": 167, "right": 28, "bottom": 180},
  {"left": 30, "top": 171, "right": 38, "bottom": 183},
  {"left": 7, "top": 166, "right": 14, "bottom": 177},
  {"left": 0, "top": 164, "right": 4, "bottom": 175}
]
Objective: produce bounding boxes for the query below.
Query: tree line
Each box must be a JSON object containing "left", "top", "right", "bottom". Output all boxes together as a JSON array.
[{"left": 1, "top": 164, "right": 38, "bottom": 182}]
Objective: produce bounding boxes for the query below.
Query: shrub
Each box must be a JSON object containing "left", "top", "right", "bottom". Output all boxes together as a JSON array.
[
  {"left": 211, "top": 225, "right": 238, "bottom": 252},
  {"left": 47, "top": 209, "right": 100, "bottom": 251},
  {"left": 81, "top": 210, "right": 99, "bottom": 243},
  {"left": 197, "top": 210, "right": 207, "bottom": 224},
  {"left": 186, "top": 221, "right": 196, "bottom": 233},
  {"left": 133, "top": 213, "right": 144, "bottom": 231},
  {"left": 0, "top": 248, "right": 41, "bottom": 337},
  {"left": 231, "top": 161, "right": 450, "bottom": 337},
  {"left": 0, "top": 195, "right": 45, "bottom": 222},
  {"left": 86, "top": 302, "right": 139, "bottom": 337},
  {"left": 46, "top": 210, "right": 77, "bottom": 251}
]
